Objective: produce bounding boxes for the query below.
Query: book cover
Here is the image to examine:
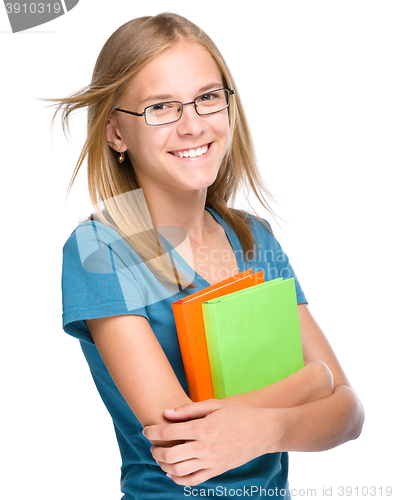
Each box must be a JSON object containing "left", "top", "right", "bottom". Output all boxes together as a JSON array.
[{"left": 202, "top": 278, "right": 304, "bottom": 398}]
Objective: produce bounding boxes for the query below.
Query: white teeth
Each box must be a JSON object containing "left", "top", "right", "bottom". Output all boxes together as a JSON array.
[{"left": 174, "top": 145, "right": 209, "bottom": 158}]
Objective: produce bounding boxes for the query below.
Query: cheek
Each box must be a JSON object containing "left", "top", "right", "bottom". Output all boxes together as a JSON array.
[
  {"left": 127, "top": 127, "right": 170, "bottom": 154},
  {"left": 215, "top": 115, "right": 231, "bottom": 154},
  {"left": 212, "top": 112, "right": 231, "bottom": 141},
  {"left": 125, "top": 129, "right": 170, "bottom": 172}
]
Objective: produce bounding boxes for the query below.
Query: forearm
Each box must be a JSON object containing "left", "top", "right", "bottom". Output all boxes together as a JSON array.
[
  {"left": 225, "top": 360, "right": 333, "bottom": 409},
  {"left": 145, "top": 383, "right": 363, "bottom": 486},
  {"left": 276, "top": 383, "right": 364, "bottom": 452}
]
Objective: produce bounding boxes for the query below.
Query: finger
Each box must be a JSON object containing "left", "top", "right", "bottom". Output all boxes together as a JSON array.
[
  {"left": 143, "top": 419, "right": 205, "bottom": 443},
  {"left": 151, "top": 440, "right": 197, "bottom": 465},
  {"left": 169, "top": 468, "right": 216, "bottom": 487},
  {"left": 156, "top": 457, "right": 203, "bottom": 477},
  {"left": 163, "top": 399, "right": 220, "bottom": 421}
]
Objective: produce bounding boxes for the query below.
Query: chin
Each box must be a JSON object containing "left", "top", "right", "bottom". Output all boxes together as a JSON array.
[{"left": 182, "top": 173, "right": 218, "bottom": 192}]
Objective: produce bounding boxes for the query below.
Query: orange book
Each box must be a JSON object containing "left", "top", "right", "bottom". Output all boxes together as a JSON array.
[{"left": 172, "top": 269, "right": 265, "bottom": 401}]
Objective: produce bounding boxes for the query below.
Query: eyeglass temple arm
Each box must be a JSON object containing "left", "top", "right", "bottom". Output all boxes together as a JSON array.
[{"left": 115, "top": 108, "right": 145, "bottom": 117}]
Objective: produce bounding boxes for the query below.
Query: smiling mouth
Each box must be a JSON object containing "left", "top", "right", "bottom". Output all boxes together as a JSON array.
[{"left": 170, "top": 143, "right": 211, "bottom": 158}]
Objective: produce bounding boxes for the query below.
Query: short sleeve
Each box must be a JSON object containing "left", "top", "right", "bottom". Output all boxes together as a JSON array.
[
  {"left": 271, "top": 236, "right": 307, "bottom": 305},
  {"left": 61, "top": 221, "right": 148, "bottom": 344},
  {"left": 247, "top": 216, "right": 308, "bottom": 306}
]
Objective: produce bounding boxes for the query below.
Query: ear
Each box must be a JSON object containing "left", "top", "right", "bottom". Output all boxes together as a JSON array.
[{"left": 106, "top": 116, "right": 127, "bottom": 153}]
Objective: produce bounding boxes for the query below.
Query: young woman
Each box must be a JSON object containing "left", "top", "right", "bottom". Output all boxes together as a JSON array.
[{"left": 55, "top": 12, "right": 364, "bottom": 500}]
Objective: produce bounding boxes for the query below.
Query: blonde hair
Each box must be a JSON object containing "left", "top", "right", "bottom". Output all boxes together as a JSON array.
[{"left": 48, "top": 12, "right": 276, "bottom": 289}]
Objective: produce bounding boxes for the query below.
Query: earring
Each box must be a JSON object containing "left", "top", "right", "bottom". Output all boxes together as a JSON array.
[{"left": 118, "top": 148, "right": 125, "bottom": 163}]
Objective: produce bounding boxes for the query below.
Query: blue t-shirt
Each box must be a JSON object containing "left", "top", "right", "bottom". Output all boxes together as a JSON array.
[{"left": 62, "top": 207, "right": 307, "bottom": 500}]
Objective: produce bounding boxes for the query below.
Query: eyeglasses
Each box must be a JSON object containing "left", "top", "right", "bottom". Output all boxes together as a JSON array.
[{"left": 115, "top": 88, "right": 234, "bottom": 126}]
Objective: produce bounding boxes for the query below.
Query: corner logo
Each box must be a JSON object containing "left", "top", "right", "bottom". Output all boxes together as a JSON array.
[{"left": 4, "top": 0, "right": 79, "bottom": 33}]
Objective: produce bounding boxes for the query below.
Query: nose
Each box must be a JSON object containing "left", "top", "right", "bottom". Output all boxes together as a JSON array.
[{"left": 176, "top": 102, "right": 204, "bottom": 136}]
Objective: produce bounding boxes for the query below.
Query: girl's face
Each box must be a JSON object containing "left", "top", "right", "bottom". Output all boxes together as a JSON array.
[{"left": 107, "top": 41, "right": 231, "bottom": 197}]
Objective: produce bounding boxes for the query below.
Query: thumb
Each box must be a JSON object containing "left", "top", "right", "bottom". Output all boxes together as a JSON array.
[{"left": 163, "top": 399, "right": 220, "bottom": 421}]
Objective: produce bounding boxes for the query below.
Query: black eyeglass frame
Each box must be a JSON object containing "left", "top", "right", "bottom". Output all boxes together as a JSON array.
[{"left": 114, "top": 88, "right": 235, "bottom": 126}]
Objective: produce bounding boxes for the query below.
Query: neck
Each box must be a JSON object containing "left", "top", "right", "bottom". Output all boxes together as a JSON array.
[{"left": 141, "top": 185, "right": 215, "bottom": 245}]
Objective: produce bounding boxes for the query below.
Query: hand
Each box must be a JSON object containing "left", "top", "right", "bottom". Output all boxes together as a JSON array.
[{"left": 143, "top": 399, "right": 284, "bottom": 486}]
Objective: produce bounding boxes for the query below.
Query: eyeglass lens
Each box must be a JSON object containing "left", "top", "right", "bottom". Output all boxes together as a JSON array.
[{"left": 145, "top": 89, "right": 230, "bottom": 126}]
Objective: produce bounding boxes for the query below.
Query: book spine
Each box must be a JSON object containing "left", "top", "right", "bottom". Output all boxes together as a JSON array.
[
  {"left": 202, "top": 302, "right": 225, "bottom": 399},
  {"left": 172, "top": 304, "right": 199, "bottom": 401}
]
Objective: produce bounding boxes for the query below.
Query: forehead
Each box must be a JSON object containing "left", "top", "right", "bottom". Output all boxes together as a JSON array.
[{"left": 125, "top": 41, "right": 223, "bottom": 104}]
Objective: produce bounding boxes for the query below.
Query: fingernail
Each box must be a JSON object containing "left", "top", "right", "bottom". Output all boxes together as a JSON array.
[{"left": 164, "top": 408, "right": 175, "bottom": 413}]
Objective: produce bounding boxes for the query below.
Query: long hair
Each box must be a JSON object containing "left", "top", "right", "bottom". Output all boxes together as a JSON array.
[{"left": 48, "top": 12, "right": 276, "bottom": 289}]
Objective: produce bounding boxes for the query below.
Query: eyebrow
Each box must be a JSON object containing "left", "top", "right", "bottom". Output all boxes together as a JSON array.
[{"left": 141, "top": 83, "right": 224, "bottom": 104}]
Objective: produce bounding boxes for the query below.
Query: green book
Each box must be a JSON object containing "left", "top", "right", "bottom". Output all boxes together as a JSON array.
[{"left": 202, "top": 278, "right": 304, "bottom": 398}]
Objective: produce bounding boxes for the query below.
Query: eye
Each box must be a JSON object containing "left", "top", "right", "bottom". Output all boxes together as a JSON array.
[
  {"left": 151, "top": 103, "right": 169, "bottom": 112},
  {"left": 198, "top": 92, "right": 216, "bottom": 103},
  {"left": 147, "top": 102, "right": 179, "bottom": 115}
]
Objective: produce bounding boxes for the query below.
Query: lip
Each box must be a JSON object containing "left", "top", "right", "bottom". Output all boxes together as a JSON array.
[{"left": 169, "top": 143, "right": 212, "bottom": 160}]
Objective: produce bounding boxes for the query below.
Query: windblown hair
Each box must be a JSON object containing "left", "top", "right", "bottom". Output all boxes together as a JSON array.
[{"left": 48, "top": 12, "right": 276, "bottom": 289}]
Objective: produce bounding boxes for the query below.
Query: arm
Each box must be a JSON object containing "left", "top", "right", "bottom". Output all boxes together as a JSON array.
[
  {"left": 85, "top": 314, "right": 192, "bottom": 445},
  {"left": 144, "top": 304, "right": 364, "bottom": 485},
  {"left": 224, "top": 359, "right": 334, "bottom": 408},
  {"left": 277, "top": 304, "right": 364, "bottom": 451}
]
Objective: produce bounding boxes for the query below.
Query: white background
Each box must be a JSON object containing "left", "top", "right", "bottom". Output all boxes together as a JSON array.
[{"left": 1, "top": 1, "right": 393, "bottom": 499}]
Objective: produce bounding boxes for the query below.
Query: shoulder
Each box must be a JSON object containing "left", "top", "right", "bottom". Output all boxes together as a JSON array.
[
  {"left": 231, "top": 208, "right": 275, "bottom": 242},
  {"left": 63, "top": 219, "right": 122, "bottom": 252},
  {"left": 63, "top": 219, "right": 133, "bottom": 273},
  {"left": 243, "top": 211, "right": 272, "bottom": 232}
]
